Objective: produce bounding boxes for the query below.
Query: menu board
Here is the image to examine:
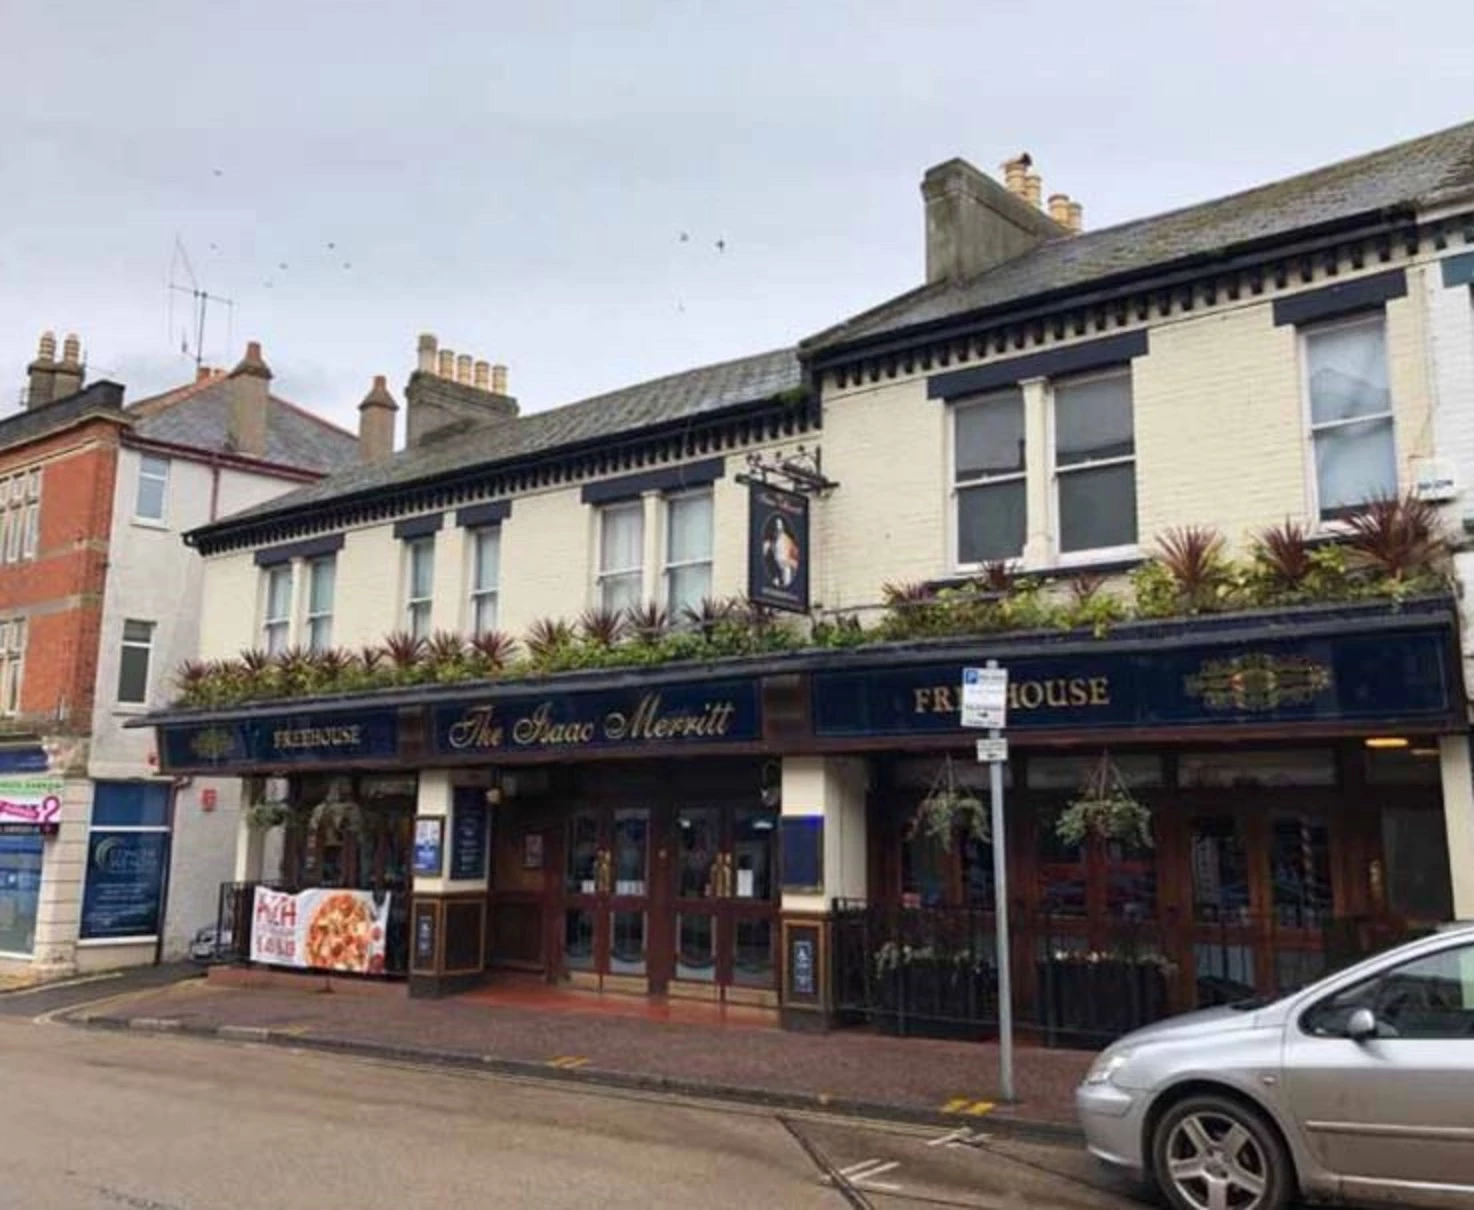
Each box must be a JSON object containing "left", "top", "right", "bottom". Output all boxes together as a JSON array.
[{"left": 449, "top": 789, "right": 487, "bottom": 882}]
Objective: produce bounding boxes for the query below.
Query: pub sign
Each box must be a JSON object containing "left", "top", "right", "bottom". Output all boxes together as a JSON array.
[{"left": 747, "top": 483, "right": 809, "bottom": 614}]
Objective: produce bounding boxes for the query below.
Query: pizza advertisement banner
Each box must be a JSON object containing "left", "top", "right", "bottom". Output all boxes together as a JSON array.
[{"left": 250, "top": 886, "right": 391, "bottom": 975}]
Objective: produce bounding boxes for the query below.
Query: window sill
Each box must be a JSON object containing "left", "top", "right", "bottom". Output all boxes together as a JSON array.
[
  {"left": 112, "top": 704, "right": 150, "bottom": 716},
  {"left": 130, "top": 517, "right": 170, "bottom": 531},
  {"left": 939, "top": 547, "right": 1145, "bottom": 589}
]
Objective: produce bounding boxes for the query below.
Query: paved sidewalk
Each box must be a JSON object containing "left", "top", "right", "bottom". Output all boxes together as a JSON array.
[{"left": 66, "top": 972, "right": 1094, "bottom": 1133}]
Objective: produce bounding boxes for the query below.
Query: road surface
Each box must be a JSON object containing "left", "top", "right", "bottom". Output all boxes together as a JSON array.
[{"left": 0, "top": 1010, "right": 1144, "bottom": 1209}]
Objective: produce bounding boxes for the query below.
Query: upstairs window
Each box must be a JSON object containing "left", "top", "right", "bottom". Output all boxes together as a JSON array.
[
  {"left": 1053, "top": 370, "right": 1137, "bottom": 554},
  {"left": 664, "top": 490, "right": 713, "bottom": 616},
  {"left": 1305, "top": 316, "right": 1397, "bottom": 517},
  {"left": 0, "top": 471, "right": 39, "bottom": 564},
  {"left": 135, "top": 454, "right": 170, "bottom": 523},
  {"left": 117, "top": 619, "right": 155, "bottom": 705},
  {"left": 953, "top": 388, "right": 1026, "bottom": 565},
  {"left": 0, "top": 618, "right": 26, "bottom": 715},
  {"left": 306, "top": 557, "right": 335, "bottom": 653},
  {"left": 598, "top": 501, "right": 644, "bottom": 613},
  {"left": 405, "top": 537, "right": 435, "bottom": 640},
  {"left": 470, "top": 528, "right": 501, "bottom": 635},
  {"left": 262, "top": 566, "right": 293, "bottom": 655}
]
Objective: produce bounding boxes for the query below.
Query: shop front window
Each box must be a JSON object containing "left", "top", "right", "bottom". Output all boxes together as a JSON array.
[
  {"left": 902, "top": 830, "right": 947, "bottom": 908},
  {"left": 1106, "top": 840, "right": 1157, "bottom": 923},
  {"left": 1270, "top": 813, "right": 1331, "bottom": 930},
  {"left": 961, "top": 833, "right": 995, "bottom": 908},
  {"left": 1036, "top": 807, "right": 1087, "bottom": 918},
  {"left": 732, "top": 808, "right": 775, "bottom": 902},
  {"left": 733, "top": 918, "right": 773, "bottom": 987},
  {"left": 0, "top": 835, "right": 43, "bottom": 955},
  {"left": 1190, "top": 815, "right": 1251, "bottom": 924}
]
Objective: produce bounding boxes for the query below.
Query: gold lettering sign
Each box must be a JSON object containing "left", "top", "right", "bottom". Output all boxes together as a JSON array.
[
  {"left": 271, "top": 724, "right": 363, "bottom": 751},
  {"left": 913, "top": 675, "right": 1111, "bottom": 717},
  {"left": 443, "top": 693, "right": 740, "bottom": 752}
]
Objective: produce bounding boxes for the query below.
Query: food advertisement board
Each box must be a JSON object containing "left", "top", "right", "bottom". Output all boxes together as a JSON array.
[{"left": 250, "top": 886, "right": 390, "bottom": 974}]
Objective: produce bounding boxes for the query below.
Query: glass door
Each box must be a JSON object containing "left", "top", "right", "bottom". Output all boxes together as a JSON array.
[
  {"left": 563, "top": 806, "right": 651, "bottom": 988},
  {"left": 669, "top": 804, "right": 778, "bottom": 997}
]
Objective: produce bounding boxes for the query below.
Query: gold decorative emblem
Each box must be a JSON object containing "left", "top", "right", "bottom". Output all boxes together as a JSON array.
[
  {"left": 1184, "top": 653, "right": 1332, "bottom": 712},
  {"left": 189, "top": 727, "right": 238, "bottom": 762}
]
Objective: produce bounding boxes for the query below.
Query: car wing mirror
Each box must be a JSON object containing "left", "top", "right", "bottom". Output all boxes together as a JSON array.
[{"left": 1346, "top": 1007, "right": 1378, "bottom": 1042}]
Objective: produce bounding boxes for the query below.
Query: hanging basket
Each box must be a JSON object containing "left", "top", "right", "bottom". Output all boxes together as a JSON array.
[
  {"left": 907, "top": 755, "right": 990, "bottom": 852},
  {"left": 244, "top": 799, "right": 290, "bottom": 831},
  {"left": 1056, "top": 751, "right": 1153, "bottom": 851}
]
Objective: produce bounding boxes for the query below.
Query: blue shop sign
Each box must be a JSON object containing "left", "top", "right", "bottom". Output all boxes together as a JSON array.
[
  {"left": 80, "top": 831, "right": 170, "bottom": 940},
  {"left": 432, "top": 679, "right": 762, "bottom": 757},
  {"left": 813, "top": 627, "right": 1458, "bottom": 737},
  {"left": 159, "top": 709, "right": 400, "bottom": 772}
]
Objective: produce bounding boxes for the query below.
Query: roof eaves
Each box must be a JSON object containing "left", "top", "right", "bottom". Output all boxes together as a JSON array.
[{"left": 806, "top": 203, "right": 1418, "bottom": 367}]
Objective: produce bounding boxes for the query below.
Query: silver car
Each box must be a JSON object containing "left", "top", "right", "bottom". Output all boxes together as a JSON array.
[{"left": 1077, "top": 921, "right": 1474, "bottom": 1210}]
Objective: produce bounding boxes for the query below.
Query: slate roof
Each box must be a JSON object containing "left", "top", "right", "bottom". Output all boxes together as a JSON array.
[
  {"left": 128, "top": 374, "right": 358, "bottom": 475},
  {"left": 807, "top": 118, "right": 1474, "bottom": 354},
  {"left": 211, "top": 346, "right": 801, "bottom": 526}
]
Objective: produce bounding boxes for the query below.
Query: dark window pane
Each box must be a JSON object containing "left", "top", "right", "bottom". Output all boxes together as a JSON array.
[
  {"left": 1059, "top": 462, "right": 1137, "bottom": 552},
  {"left": 1055, "top": 373, "right": 1133, "bottom": 465},
  {"left": 612, "top": 809, "right": 647, "bottom": 895},
  {"left": 677, "top": 913, "right": 715, "bottom": 981},
  {"left": 733, "top": 808, "right": 776, "bottom": 901},
  {"left": 564, "top": 909, "right": 594, "bottom": 970},
  {"left": 962, "top": 833, "right": 994, "bottom": 907},
  {"left": 1106, "top": 841, "right": 1157, "bottom": 921},
  {"left": 954, "top": 391, "right": 1025, "bottom": 480},
  {"left": 733, "top": 918, "right": 774, "bottom": 987},
  {"left": 902, "top": 832, "right": 947, "bottom": 908},
  {"left": 566, "top": 814, "right": 598, "bottom": 893},
  {"left": 117, "top": 643, "right": 151, "bottom": 704},
  {"left": 1270, "top": 815, "right": 1331, "bottom": 929},
  {"left": 957, "top": 479, "right": 1025, "bottom": 563},
  {"left": 1382, "top": 806, "right": 1453, "bottom": 921},
  {"left": 610, "top": 910, "right": 645, "bottom": 975},
  {"left": 677, "top": 807, "right": 719, "bottom": 898},
  {"left": 91, "top": 781, "right": 170, "bottom": 828},
  {"left": 1037, "top": 808, "right": 1087, "bottom": 917},
  {"left": 1191, "top": 817, "right": 1250, "bottom": 924}
]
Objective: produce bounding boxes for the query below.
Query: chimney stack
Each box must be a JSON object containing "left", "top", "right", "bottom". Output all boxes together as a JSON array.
[
  {"left": 53, "top": 332, "right": 84, "bottom": 398},
  {"left": 923, "top": 157, "right": 1062, "bottom": 285},
  {"left": 1067, "top": 200, "right": 1084, "bottom": 234},
  {"left": 357, "top": 374, "right": 399, "bottom": 463},
  {"left": 1023, "top": 172, "right": 1043, "bottom": 208},
  {"left": 1048, "top": 193, "right": 1072, "bottom": 226},
  {"left": 1001, "top": 154, "right": 1032, "bottom": 200},
  {"left": 226, "top": 340, "right": 271, "bottom": 458},
  {"left": 25, "top": 331, "right": 58, "bottom": 409},
  {"left": 404, "top": 332, "right": 518, "bottom": 449}
]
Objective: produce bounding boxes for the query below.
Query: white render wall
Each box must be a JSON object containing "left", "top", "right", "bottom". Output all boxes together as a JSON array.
[{"left": 89, "top": 447, "right": 321, "bottom": 959}]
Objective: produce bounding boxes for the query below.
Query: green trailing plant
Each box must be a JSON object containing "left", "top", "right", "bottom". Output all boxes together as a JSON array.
[
  {"left": 879, "top": 581, "right": 943, "bottom": 639},
  {"left": 907, "top": 755, "right": 989, "bottom": 852},
  {"left": 680, "top": 596, "right": 734, "bottom": 640},
  {"left": 1065, "top": 574, "right": 1126, "bottom": 637},
  {"left": 1056, "top": 751, "right": 1153, "bottom": 851},
  {"left": 811, "top": 613, "right": 868, "bottom": 648}
]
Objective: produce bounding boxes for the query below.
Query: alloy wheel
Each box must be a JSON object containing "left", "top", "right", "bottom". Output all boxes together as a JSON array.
[{"left": 1163, "top": 1109, "right": 1272, "bottom": 1210}]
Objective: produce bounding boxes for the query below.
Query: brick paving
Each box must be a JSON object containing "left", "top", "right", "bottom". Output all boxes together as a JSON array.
[{"left": 72, "top": 970, "right": 1092, "bottom": 1130}]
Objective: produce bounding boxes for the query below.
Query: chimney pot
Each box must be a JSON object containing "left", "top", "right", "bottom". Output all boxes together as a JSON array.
[
  {"left": 1047, "top": 193, "right": 1072, "bottom": 225},
  {"left": 473, "top": 360, "right": 490, "bottom": 390},
  {"left": 25, "top": 330, "right": 60, "bottom": 409},
  {"left": 1068, "top": 200, "right": 1084, "bottom": 233},
  {"left": 455, "top": 353, "right": 473, "bottom": 385},
  {"left": 61, "top": 333, "right": 81, "bottom": 366},
  {"left": 491, "top": 364, "right": 508, "bottom": 395},
  {"left": 1023, "top": 172, "right": 1043, "bottom": 208},
  {"left": 1001, "top": 154, "right": 1032, "bottom": 198},
  {"left": 51, "top": 331, "right": 85, "bottom": 398},
  {"left": 437, "top": 349, "right": 455, "bottom": 379},
  {"left": 37, "top": 331, "right": 57, "bottom": 361},
  {"left": 416, "top": 333, "right": 438, "bottom": 374}
]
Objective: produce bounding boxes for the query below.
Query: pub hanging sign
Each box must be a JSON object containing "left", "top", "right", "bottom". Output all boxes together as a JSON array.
[{"left": 747, "top": 483, "right": 809, "bottom": 614}]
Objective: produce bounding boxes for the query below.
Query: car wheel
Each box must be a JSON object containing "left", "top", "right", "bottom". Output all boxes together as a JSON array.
[{"left": 1150, "top": 1094, "right": 1292, "bottom": 1210}]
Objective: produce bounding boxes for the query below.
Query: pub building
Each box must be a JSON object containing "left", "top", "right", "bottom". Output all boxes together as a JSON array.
[{"left": 141, "top": 124, "right": 1474, "bottom": 1042}]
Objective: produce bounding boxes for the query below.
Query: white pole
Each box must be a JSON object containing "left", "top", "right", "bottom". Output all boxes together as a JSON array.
[{"left": 987, "top": 658, "right": 1014, "bottom": 1102}]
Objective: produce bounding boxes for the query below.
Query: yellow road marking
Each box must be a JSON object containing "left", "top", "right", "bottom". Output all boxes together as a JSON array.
[
  {"left": 547, "top": 1056, "right": 591, "bottom": 1069},
  {"left": 941, "top": 1097, "right": 995, "bottom": 1116}
]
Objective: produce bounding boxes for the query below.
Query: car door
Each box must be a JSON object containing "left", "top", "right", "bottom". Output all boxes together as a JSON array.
[{"left": 1282, "top": 938, "right": 1474, "bottom": 1207}]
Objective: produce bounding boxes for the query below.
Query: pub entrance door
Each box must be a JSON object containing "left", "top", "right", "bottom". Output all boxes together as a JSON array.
[
  {"left": 667, "top": 803, "right": 779, "bottom": 1002},
  {"left": 562, "top": 805, "right": 653, "bottom": 991}
]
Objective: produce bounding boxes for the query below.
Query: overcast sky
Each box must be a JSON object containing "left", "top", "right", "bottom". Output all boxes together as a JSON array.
[{"left": 2, "top": 1, "right": 1472, "bottom": 434}]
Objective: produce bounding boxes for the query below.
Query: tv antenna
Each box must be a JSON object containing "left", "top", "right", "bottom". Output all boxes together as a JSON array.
[{"left": 167, "top": 236, "right": 236, "bottom": 371}]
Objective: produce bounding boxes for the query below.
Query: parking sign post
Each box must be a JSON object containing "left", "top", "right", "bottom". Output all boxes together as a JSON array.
[{"left": 962, "top": 660, "right": 1013, "bottom": 1103}]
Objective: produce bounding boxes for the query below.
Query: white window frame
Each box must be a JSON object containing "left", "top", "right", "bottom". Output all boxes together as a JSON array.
[
  {"left": 134, "top": 453, "right": 171, "bottom": 525},
  {"left": 468, "top": 527, "right": 501, "bottom": 635},
  {"left": 0, "top": 618, "right": 26, "bottom": 715},
  {"left": 305, "top": 556, "right": 335, "bottom": 653},
  {"left": 1048, "top": 367, "right": 1140, "bottom": 566},
  {"left": 116, "top": 619, "right": 155, "bottom": 706},
  {"left": 950, "top": 390, "right": 1028, "bottom": 570},
  {"left": 261, "top": 565, "right": 293, "bottom": 654},
  {"left": 2, "top": 474, "right": 25, "bottom": 564},
  {"left": 404, "top": 537, "right": 435, "bottom": 639},
  {"left": 596, "top": 499, "right": 645, "bottom": 612},
  {"left": 1300, "top": 312, "right": 1398, "bottom": 524},
  {"left": 21, "top": 469, "right": 40, "bottom": 560},
  {"left": 662, "top": 488, "right": 713, "bottom": 615}
]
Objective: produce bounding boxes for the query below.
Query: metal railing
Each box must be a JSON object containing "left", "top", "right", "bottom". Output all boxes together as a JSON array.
[{"left": 830, "top": 900, "right": 1423, "bottom": 1048}]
